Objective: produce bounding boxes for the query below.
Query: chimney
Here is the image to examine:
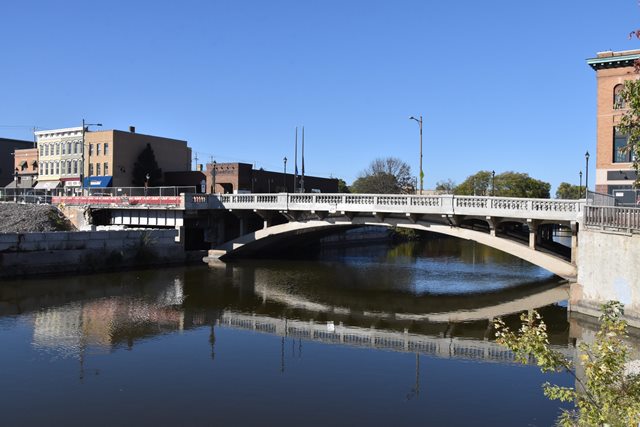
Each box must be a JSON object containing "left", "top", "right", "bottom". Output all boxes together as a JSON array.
[{"left": 129, "top": 126, "right": 136, "bottom": 133}]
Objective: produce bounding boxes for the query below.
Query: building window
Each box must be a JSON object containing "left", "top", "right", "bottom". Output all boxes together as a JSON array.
[
  {"left": 89, "top": 144, "right": 94, "bottom": 156},
  {"left": 104, "top": 162, "right": 109, "bottom": 176},
  {"left": 40, "top": 145, "right": 44, "bottom": 156},
  {"left": 75, "top": 141, "right": 80, "bottom": 154},
  {"left": 97, "top": 143, "right": 101, "bottom": 156},
  {"left": 89, "top": 163, "right": 94, "bottom": 176},
  {"left": 614, "top": 128, "right": 634, "bottom": 163},
  {"left": 61, "top": 143, "right": 66, "bottom": 155},
  {"left": 104, "top": 143, "right": 109, "bottom": 155},
  {"left": 96, "top": 163, "right": 101, "bottom": 176},
  {"left": 73, "top": 160, "right": 78, "bottom": 175},
  {"left": 55, "top": 144, "right": 60, "bottom": 155},
  {"left": 55, "top": 161, "right": 60, "bottom": 175},
  {"left": 67, "top": 142, "right": 72, "bottom": 154},
  {"left": 61, "top": 161, "right": 66, "bottom": 174},
  {"left": 39, "top": 163, "right": 43, "bottom": 175},
  {"left": 614, "top": 84, "right": 625, "bottom": 110},
  {"left": 45, "top": 145, "right": 49, "bottom": 156},
  {"left": 45, "top": 163, "right": 49, "bottom": 175}
]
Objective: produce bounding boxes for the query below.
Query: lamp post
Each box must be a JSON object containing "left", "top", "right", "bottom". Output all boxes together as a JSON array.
[
  {"left": 584, "top": 151, "right": 590, "bottom": 199},
  {"left": 81, "top": 119, "right": 102, "bottom": 194},
  {"left": 145, "top": 173, "right": 150, "bottom": 196},
  {"left": 491, "top": 170, "right": 496, "bottom": 196},
  {"left": 283, "top": 157, "right": 288, "bottom": 192},
  {"left": 579, "top": 170, "right": 583, "bottom": 198},
  {"left": 13, "top": 168, "right": 18, "bottom": 202},
  {"left": 212, "top": 160, "right": 217, "bottom": 193},
  {"left": 409, "top": 115, "right": 423, "bottom": 195}
]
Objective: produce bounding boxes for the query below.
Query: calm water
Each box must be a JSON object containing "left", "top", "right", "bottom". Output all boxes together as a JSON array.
[{"left": 0, "top": 237, "right": 576, "bottom": 426}]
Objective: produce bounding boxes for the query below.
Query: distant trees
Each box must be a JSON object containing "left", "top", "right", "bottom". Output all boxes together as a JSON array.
[
  {"left": 435, "top": 179, "right": 456, "bottom": 194},
  {"left": 452, "top": 170, "right": 550, "bottom": 198},
  {"left": 350, "top": 157, "right": 414, "bottom": 194},
  {"left": 555, "top": 182, "right": 582, "bottom": 199},
  {"left": 132, "top": 143, "right": 163, "bottom": 187}
]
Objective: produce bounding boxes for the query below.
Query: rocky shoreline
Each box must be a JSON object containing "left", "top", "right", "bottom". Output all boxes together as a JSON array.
[{"left": 0, "top": 202, "right": 75, "bottom": 233}]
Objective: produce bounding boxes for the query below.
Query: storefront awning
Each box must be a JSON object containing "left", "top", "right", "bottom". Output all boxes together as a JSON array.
[
  {"left": 34, "top": 181, "right": 61, "bottom": 190},
  {"left": 83, "top": 176, "right": 113, "bottom": 188}
]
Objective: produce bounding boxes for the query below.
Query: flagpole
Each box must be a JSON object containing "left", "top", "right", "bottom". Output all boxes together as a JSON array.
[
  {"left": 294, "top": 127, "right": 298, "bottom": 193},
  {"left": 301, "top": 126, "right": 305, "bottom": 193}
]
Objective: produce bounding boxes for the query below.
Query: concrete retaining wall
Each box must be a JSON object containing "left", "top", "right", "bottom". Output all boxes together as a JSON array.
[
  {"left": 571, "top": 229, "right": 640, "bottom": 328},
  {"left": 0, "top": 229, "right": 185, "bottom": 278}
]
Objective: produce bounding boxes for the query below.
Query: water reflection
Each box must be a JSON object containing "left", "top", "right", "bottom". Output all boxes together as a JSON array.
[
  {"left": 0, "top": 251, "right": 572, "bottom": 361},
  {"left": 2, "top": 239, "right": 638, "bottom": 426}
]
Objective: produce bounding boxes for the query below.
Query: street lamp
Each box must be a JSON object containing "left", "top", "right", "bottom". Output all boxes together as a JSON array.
[
  {"left": 409, "top": 115, "right": 423, "bottom": 195},
  {"left": 212, "top": 160, "right": 217, "bottom": 193},
  {"left": 13, "top": 168, "right": 18, "bottom": 202},
  {"left": 579, "top": 170, "right": 583, "bottom": 198},
  {"left": 283, "top": 157, "right": 288, "bottom": 192},
  {"left": 81, "top": 119, "right": 102, "bottom": 194},
  {"left": 145, "top": 173, "right": 150, "bottom": 196},
  {"left": 491, "top": 170, "right": 496, "bottom": 196},
  {"left": 584, "top": 151, "right": 590, "bottom": 199}
]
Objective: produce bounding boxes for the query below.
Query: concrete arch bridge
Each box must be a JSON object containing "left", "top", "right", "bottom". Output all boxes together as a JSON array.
[{"left": 204, "top": 193, "right": 583, "bottom": 280}]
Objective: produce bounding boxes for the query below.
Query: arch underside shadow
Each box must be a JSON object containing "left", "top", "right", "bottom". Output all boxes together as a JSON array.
[{"left": 214, "top": 218, "right": 577, "bottom": 280}]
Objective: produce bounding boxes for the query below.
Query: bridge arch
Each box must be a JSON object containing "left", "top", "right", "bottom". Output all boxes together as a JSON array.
[{"left": 210, "top": 218, "right": 577, "bottom": 280}]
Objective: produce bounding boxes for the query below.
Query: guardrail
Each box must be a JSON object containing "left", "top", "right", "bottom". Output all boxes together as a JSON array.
[{"left": 584, "top": 205, "right": 640, "bottom": 233}]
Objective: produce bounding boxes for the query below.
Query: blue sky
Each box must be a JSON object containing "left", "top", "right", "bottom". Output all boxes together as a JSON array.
[{"left": 1, "top": 0, "right": 638, "bottom": 191}]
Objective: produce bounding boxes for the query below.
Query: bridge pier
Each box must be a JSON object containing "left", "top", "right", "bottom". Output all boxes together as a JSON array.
[{"left": 527, "top": 219, "right": 539, "bottom": 249}]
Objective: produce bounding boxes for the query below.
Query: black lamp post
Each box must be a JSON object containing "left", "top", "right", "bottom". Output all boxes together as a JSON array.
[
  {"left": 212, "top": 160, "right": 217, "bottom": 193},
  {"left": 491, "top": 170, "right": 496, "bottom": 196},
  {"left": 283, "top": 157, "right": 287, "bottom": 192},
  {"left": 409, "top": 115, "right": 424, "bottom": 195},
  {"left": 145, "top": 173, "right": 150, "bottom": 196},
  {"left": 585, "top": 151, "right": 590, "bottom": 199},
  {"left": 13, "top": 168, "right": 18, "bottom": 202}
]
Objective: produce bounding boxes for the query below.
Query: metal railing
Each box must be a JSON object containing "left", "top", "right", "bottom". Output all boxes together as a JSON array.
[
  {"left": 586, "top": 190, "right": 617, "bottom": 207},
  {"left": 86, "top": 186, "right": 195, "bottom": 197},
  {"left": 0, "top": 189, "right": 52, "bottom": 204},
  {"left": 584, "top": 205, "right": 640, "bottom": 232}
]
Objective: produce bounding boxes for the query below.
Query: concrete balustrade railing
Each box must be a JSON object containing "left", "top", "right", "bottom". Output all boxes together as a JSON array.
[
  {"left": 212, "top": 193, "right": 584, "bottom": 221},
  {"left": 584, "top": 205, "right": 640, "bottom": 232}
]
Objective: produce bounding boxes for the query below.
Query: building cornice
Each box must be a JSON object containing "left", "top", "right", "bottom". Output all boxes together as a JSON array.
[{"left": 587, "top": 52, "right": 640, "bottom": 71}]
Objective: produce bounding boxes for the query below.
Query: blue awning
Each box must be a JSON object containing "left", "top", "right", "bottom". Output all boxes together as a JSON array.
[{"left": 83, "top": 176, "right": 113, "bottom": 188}]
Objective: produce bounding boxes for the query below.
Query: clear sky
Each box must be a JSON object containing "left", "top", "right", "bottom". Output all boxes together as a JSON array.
[{"left": 1, "top": 0, "right": 639, "bottom": 192}]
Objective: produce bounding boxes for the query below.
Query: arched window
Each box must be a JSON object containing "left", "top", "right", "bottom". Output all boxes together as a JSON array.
[{"left": 614, "top": 84, "right": 625, "bottom": 109}]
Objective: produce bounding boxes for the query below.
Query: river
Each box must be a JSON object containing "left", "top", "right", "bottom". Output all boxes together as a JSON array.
[{"left": 0, "top": 236, "right": 585, "bottom": 426}]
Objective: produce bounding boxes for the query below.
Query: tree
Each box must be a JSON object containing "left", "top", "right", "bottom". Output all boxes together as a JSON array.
[
  {"left": 494, "top": 301, "right": 640, "bottom": 426},
  {"left": 617, "top": 80, "right": 640, "bottom": 186},
  {"left": 555, "top": 182, "right": 582, "bottom": 199},
  {"left": 454, "top": 171, "right": 550, "bottom": 198},
  {"left": 337, "top": 178, "right": 350, "bottom": 193},
  {"left": 495, "top": 171, "right": 551, "bottom": 198},
  {"left": 435, "top": 179, "right": 456, "bottom": 194},
  {"left": 132, "top": 143, "right": 163, "bottom": 187},
  {"left": 350, "top": 157, "right": 414, "bottom": 194},
  {"left": 454, "top": 170, "right": 492, "bottom": 196}
]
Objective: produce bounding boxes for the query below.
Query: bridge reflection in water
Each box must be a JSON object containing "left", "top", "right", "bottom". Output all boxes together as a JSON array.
[{"left": 0, "top": 259, "right": 578, "bottom": 365}]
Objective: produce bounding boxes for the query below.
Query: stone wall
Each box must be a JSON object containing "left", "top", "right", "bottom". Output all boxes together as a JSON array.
[
  {"left": 571, "top": 229, "right": 640, "bottom": 328},
  {"left": 0, "top": 229, "right": 185, "bottom": 278}
]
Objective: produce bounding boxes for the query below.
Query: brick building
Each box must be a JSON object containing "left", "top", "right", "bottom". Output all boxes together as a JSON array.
[
  {"left": 34, "top": 126, "right": 191, "bottom": 191},
  {"left": 12, "top": 148, "right": 39, "bottom": 189},
  {"left": 0, "top": 138, "right": 34, "bottom": 187},
  {"left": 205, "top": 162, "right": 338, "bottom": 194},
  {"left": 587, "top": 49, "right": 640, "bottom": 203}
]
